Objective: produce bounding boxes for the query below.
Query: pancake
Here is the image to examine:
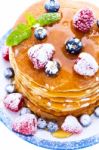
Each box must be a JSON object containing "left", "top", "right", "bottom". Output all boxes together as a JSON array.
[{"left": 9, "top": 0, "right": 99, "bottom": 121}]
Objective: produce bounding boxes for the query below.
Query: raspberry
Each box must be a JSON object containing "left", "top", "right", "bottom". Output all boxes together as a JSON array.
[
  {"left": 73, "top": 8, "right": 95, "bottom": 32},
  {"left": 2, "top": 46, "right": 9, "bottom": 61},
  {"left": 12, "top": 114, "right": 37, "bottom": 135},
  {"left": 28, "top": 43, "right": 55, "bottom": 69},
  {"left": 74, "top": 52, "right": 98, "bottom": 76},
  {"left": 3, "top": 93, "right": 24, "bottom": 112},
  {"left": 61, "top": 115, "right": 83, "bottom": 134}
]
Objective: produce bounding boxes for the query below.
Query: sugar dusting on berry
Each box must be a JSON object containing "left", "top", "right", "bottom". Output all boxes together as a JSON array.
[
  {"left": 12, "top": 114, "right": 37, "bottom": 135},
  {"left": 61, "top": 115, "right": 83, "bottom": 134},
  {"left": 28, "top": 43, "right": 55, "bottom": 69},
  {"left": 73, "top": 8, "right": 95, "bottom": 32},
  {"left": 66, "top": 38, "right": 82, "bottom": 55},
  {"left": 79, "top": 114, "right": 91, "bottom": 127},
  {"left": 3, "top": 93, "right": 24, "bottom": 112},
  {"left": 37, "top": 118, "right": 47, "bottom": 129},
  {"left": 74, "top": 52, "right": 98, "bottom": 76},
  {"left": 45, "top": 60, "right": 60, "bottom": 76}
]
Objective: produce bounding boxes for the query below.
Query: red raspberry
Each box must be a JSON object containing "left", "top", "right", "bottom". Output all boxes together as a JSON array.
[
  {"left": 2, "top": 46, "right": 9, "bottom": 61},
  {"left": 3, "top": 93, "right": 24, "bottom": 112},
  {"left": 61, "top": 115, "right": 83, "bottom": 134},
  {"left": 73, "top": 8, "right": 95, "bottom": 32},
  {"left": 28, "top": 43, "right": 55, "bottom": 69},
  {"left": 12, "top": 114, "right": 37, "bottom": 135},
  {"left": 74, "top": 52, "right": 98, "bottom": 76}
]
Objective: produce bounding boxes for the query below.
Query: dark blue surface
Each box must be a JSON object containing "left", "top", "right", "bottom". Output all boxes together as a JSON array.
[{"left": 0, "top": 30, "right": 99, "bottom": 150}]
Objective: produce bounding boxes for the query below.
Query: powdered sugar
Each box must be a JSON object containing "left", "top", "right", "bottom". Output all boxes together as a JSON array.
[
  {"left": 79, "top": 114, "right": 91, "bottom": 127},
  {"left": 74, "top": 52, "right": 98, "bottom": 76},
  {"left": 28, "top": 43, "right": 55, "bottom": 69},
  {"left": 3, "top": 93, "right": 24, "bottom": 112},
  {"left": 73, "top": 8, "right": 95, "bottom": 32},
  {"left": 61, "top": 115, "right": 83, "bottom": 134},
  {"left": 12, "top": 114, "right": 37, "bottom": 135},
  {"left": 45, "top": 60, "right": 60, "bottom": 76}
]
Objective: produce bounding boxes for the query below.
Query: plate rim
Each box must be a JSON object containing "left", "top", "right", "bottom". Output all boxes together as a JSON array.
[{"left": 0, "top": 107, "right": 99, "bottom": 150}]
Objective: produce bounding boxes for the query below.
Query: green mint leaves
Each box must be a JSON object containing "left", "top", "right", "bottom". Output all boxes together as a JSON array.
[
  {"left": 6, "top": 13, "right": 61, "bottom": 46},
  {"left": 6, "top": 24, "right": 32, "bottom": 46},
  {"left": 25, "top": 13, "right": 37, "bottom": 27},
  {"left": 37, "top": 13, "right": 61, "bottom": 26}
]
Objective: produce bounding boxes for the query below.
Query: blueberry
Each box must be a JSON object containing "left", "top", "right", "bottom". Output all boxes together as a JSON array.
[
  {"left": 37, "top": 118, "right": 47, "bottom": 129},
  {"left": 5, "top": 84, "right": 16, "bottom": 94},
  {"left": 94, "top": 107, "right": 99, "bottom": 117},
  {"left": 65, "top": 38, "right": 82, "bottom": 55},
  {"left": 4, "top": 67, "right": 14, "bottom": 79},
  {"left": 79, "top": 114, "right": 91, "bottom": 127},
  {"left": 45, "top": 0, "right": 60, "bottom": 12},
  {"left": 97, "top": 20, "right": 99, "bottom": 28},
  {"left": 45, "top": 60, "right": 60, "bottom": 76},
  {"left": 47, "top": 121, "right": 58, "bottom": 132},
  {"left": 20, "top": 107, "right": 31, "bottom": 115},
  {"left": 34, "top": 27, "right": 47, "bottom": 40}
]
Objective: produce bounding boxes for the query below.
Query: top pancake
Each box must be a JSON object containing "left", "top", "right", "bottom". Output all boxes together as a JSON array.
[{"left": 12, "top": 0, "right": 99, "bottom": 92}]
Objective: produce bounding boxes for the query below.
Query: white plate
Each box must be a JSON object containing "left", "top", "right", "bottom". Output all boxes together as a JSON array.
[{"left": 0, "top": 0, "right": 99, "bottom": 150}]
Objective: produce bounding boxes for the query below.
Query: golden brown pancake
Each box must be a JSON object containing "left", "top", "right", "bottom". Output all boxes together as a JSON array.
[{"left": 9, "top": 0, "right": 99, "bottom": 121}]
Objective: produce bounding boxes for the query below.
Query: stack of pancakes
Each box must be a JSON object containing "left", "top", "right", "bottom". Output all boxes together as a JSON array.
[{"left": 9, "top": 0, "right": 99, "bottom": 121}]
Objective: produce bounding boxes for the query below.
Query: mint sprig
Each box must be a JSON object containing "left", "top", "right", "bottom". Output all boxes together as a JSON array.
[
  {"left": 25, "top": 13, "right": 37, "bottom": 27},
  {"left": 6, "top": 13, "right": 61, "bottom": 46},
  {"left": 37, "top": 13, "right": 61, "bottom": 26},
  {"left": 6, "top": 24, "right": 32, "bottom": 46}
]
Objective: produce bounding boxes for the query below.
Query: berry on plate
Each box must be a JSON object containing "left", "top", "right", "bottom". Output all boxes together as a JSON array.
[
  {"left": 65, "top": 38, "right": 82, "bottom": 55},
  {"left": 34, "top": 27, "right": 47, "bottom": 40},
  {"left": 20, "top": 107, "right": 31, "bottom": 115},
  {"left": 47, "top": 121, "right": 59, "bottom": 132},
  {"left": 61, "top": 115, "right": 83, "bottom": 134},
  {"left": 45, "top": 0, "right": 60, "bottom": 12},
  {"left": 12, "top": 114, "right": 37, "bottom": 135},
  {"left": 73, "top": 8, "right": 95, "bottom": 32},
  {"left": 37, "top": 118, "right": 47, "bottom": 129},
  {"left": 74, "top": 52, "right": 98, "bottom": 76},
  {"left": 28, "top": 43, "right": 55, "bottom": 69},
  {"left": 97, "top": 20, "right": 99, "bottom": 28},
  {"left": 4, "top": 67, "right": 14, "bottom": 79},
  {"left": 45, "top": 60, "right": 60, "bottom": 76},
  {"left": 5, "top": 84, "right": 16, "bottom": 94},
  {"left": 3, "top": 93, "right": 24, "bottom": 112},
  {"left": 2, "top": 46, "right": 9, "bottom": 61},
  {"left": 79, "top": 114, "right": 91, "bottom": 127},
  {"left": 94, "top": 107, "right": 99, "bottom": 117}
]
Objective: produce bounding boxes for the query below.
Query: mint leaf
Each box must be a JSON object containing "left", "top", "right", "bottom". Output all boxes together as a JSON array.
[
  {"left": 6, "top": 24, "right": 32, "bottom": 46},
  {"left": 25, "top": 13, "right": 37, "bottom": 27},
  {"left": 37, "top": 13, "right": 61, "bottom": 26},
  {"left": 6, "top": 13, "right": 61, "bottom": 46}
]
